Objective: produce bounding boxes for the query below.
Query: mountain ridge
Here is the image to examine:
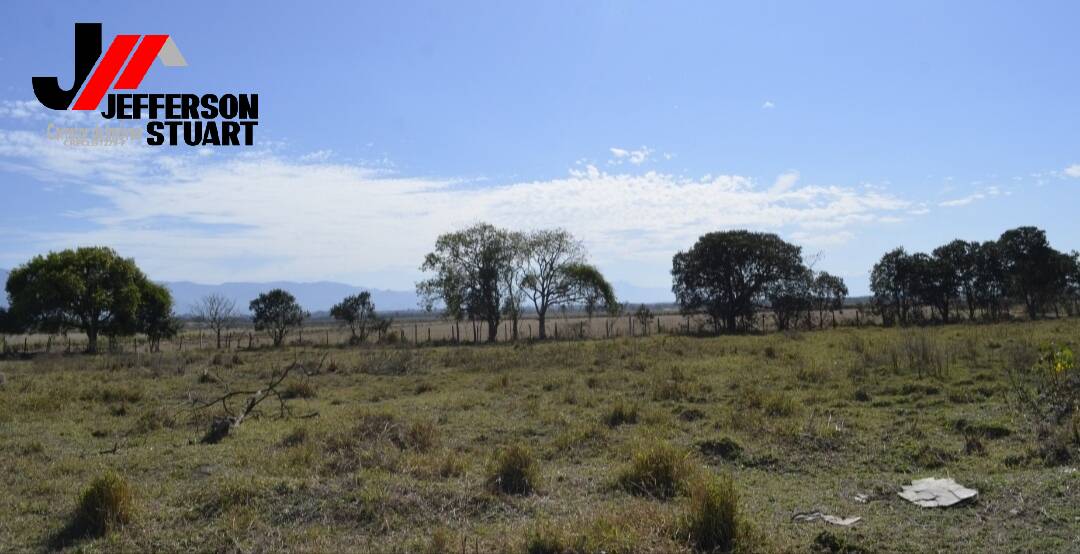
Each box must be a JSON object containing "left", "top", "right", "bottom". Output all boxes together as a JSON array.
[{"left": 0, "top": 269, "right": 675, "bottom": 313}]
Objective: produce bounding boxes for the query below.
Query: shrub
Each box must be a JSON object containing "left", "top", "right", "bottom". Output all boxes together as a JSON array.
[
  {"left": 486, "top": 444, "right": 539, "bottom": 495},
  {"left": 617, "top": 440, "right": 694, "bottom": 499},
  {"left": 603, "top": 399, "right": 639, "bottom": 427},
  {"left": 281, "top": 380, "right": 316, "bottom": 399},
  {"left": 406, "top": 420, "right": 440, "bottom": 452},
  {"left": 763, "top": 392, "right": 799, "bottom": 418},
  {"left": 82, "top": 384, "right": 144, "bottom": 404},
  {"left": 435, "top": 449, "right": 467, "bottom": 478},
  {"left": 70, "top": 472, "right": 135, "bottom": 538},
  {"left": 681, "top": 474, "right": 739, "bottom": 553},
  {"left": 280, "top": 426, "right": 309, "bottom": 447},
  {"left": 524, "top": 524, "right": 579, "bottom": 554},
  {"left": 697, "top": 437, "right": 742, "bottom": 461}
]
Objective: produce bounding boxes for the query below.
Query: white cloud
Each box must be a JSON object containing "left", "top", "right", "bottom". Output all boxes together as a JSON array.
[
  {"left": 1065, "top": 164, "right": 1080, "bottom": 178},
  {"left": 762, "top": 101, "right": 775, "bottom": 109},
  {"left": 609, "top": 146, "right": 653, "bottom": 165},
  {"left": 938, "top": 185, "right": 1005, "bottom": 208},
  {"left": 299, "top": 149, "right": 333, "bottom": 162},
  {"left": 771, "top": 170, "right": 800, "bottom": 192},
  {"left": 0, "top": 118, "right": 913, "bottom": 286}
]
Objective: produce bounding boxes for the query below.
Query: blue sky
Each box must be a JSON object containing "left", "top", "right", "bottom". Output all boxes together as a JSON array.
[{"left": 1, "top": 1, "right": 1078, "bottom": 296}]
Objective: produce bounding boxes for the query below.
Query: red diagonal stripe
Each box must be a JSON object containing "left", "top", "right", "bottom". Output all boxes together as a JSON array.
[
  {"left": 71, "top": 34, "right": 140, "bottom": 110},
  {"left": 114, "top": 35, "right": 168, "bottom": 90}
]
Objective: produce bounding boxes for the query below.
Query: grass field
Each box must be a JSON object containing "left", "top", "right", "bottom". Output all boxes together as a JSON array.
[{"left": 1, "top": 320, "right": 1077, "bottom": 552}]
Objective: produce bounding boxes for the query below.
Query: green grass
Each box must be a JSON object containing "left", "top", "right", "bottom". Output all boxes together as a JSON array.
[{"left": 0, "top": 319, "right": 1078, "bottom": 552}]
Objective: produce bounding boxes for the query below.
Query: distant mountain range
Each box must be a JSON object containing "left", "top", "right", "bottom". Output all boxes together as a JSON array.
[
  {"left": 164, "top": 280, "right": 419, "bottom": 314},
  {"left": 0, "top": 268, "right": 675, "bottom": 313}
]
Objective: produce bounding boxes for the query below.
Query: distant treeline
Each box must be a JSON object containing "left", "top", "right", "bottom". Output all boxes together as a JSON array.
[{"left": 1, "top": 224, "right": 1076, "bottom": 353}]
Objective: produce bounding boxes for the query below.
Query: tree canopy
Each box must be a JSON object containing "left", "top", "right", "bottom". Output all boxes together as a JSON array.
[
  {"left": 330, "top": 291, "right": 380, "bottom": 343},
  {"left": 4, "top": 247, "right": 170, "bottom": 353},
  {"left": 871, "top": 226, "right": 1078, "bottom": 325},
  {"left": 249, "top": 289, "right": 306, "bottom": 347},
  {"left": 672, "top": 230, "right": 807, "bottom": 333}
]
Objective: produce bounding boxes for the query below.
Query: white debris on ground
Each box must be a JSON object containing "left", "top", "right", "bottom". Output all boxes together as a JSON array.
[
  {"left": 792, "top": 511, "right": 862, "bottom": 526},
  {"left": 898, "top": 477, "right": 978, "bottom": 507}
]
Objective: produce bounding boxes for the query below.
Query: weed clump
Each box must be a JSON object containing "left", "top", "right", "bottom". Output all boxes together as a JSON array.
[
  {"left": 486, "top": 444, "right": 539, "bottom": 495},
  {"left": 680, "top": 474, "right": 739, "bottom": 553},
  {"left": 617, "top": 440, "right": 693, "bottom": 499},
  {"left": 698, "top": 437, "right": 742, "bottom": 461},
  {"left": 67, "top": 472, "right": 135, "bottom": 539},
  {"left": 603, "top": 399, "right": 639, "bottom": 427},
  {"left": 281, "top": 380, "right": 316, "bottom": 399}
]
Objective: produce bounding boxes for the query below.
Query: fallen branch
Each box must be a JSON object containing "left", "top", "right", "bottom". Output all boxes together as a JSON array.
[{"left": 194, "top": 354, "right": 326, "bottom": 444}]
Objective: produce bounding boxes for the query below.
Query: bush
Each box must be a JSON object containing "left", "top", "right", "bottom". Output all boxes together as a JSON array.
[
  {"left": 763, "top": 392, "right": 799, "bottom": 418},
  {"left": 603, "top": 399, "right": 639, "bottom": 427},
  {"left": 406, "top": 420, "right": 440, "bottom": 452},
  {"left": 681, "top": 474, "right": 739, "bottom": 553},
  {"left": 486, "top": 444, "right": 539, "bottom": 495},
  {"left": 70, "top": 472, "right": 135, "bottom": 538},
  {"left": 617, "top": 440, "right": 694, "bottom": 499},
  {"left": 281, "top": 380, "right": 317, "bottom": 399}
]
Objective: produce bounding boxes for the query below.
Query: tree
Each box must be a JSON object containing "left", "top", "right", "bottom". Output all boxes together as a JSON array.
[
  {"left": 1064, "top": 251, "right": 1080, "bottom": 316},
  {"left": 870, "top": 247, "right": 918, "bottom": 326},
  {"left": 767, "top": 267, "right": 814, "bottom": 331},
  {"left": 998, "top": 227, "right": 1069, "bottom": 319},
  {"left": 812, "top": 271, "right": 848, "bottom": 328},
  {"left": 910, "top": 252, "right": 957, "bottom": 324},
  {"left": 0, "top": 306, "right": 18, "bottom": 335},
  {"left": 137, "top": 278, "right": 182, "bottom": 352},
  {"left": 971, "top": 240, "right": 1009, "bottom": 321},
  {"left": 672, "top": 230, "right": 804, "bottom": 334},
  {"left": 192, "top": 293, "right": 237, "bottom": 349},
  {"left": 933, "top": 240, "right": 979, "bottom": 321},
  {"left": 634, "top": 304, "right": 654, "bottom": 335},
  {"left": 5, "top": 247, "right": 147, "bottom": 353},
  {"left": 249, "top": 289, "right": 306, "bottom": 347},
  {"left": 518, "top": 229, "right": 617, "bottom": 339},
  {"left": 417, "top": 223, "right": 516, "bottom": 343},
  {"left": 500, "top": 231, "right": 528, "bottom": 341},
  {"left": 330, "top": 291, "right": 378, "bottom": 344}
]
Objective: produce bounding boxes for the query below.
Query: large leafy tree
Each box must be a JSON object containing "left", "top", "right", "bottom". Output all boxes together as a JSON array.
[
  {"left": 811, "top": 271, "right": 848, "bottom": 328},
  {"left": 766, "top": 266, "right": 814, "bottom": 331},
  {"left": 519, "top": 229, "right": 617, "bottom": 339},
  {"left": 417, "top": 223, "right": 516, "bottom": 343},
  {"left": 971, "top": 240, "right": 1009, "bottom": 320},
  {"left": 5, "top": 247, "right": 148, "bottom": 353},
  {"left": 998, "top": 226, "right": 1069, "bottom": 319},
  {"left": 672, "top": 230, "right": 804, "bottom": 334},
  {"left": 250, "top": 289, "right": 306, "bottom": 347},
  {"left": 330, "top": 291, "right": 379, "bottom": 343},
  {"left": 137, "top": 278, "right": 182, "bottom": 352},
  {"left": 0, "top": 307, "right": 16, "bottom": 335},
  {"left": 870, "top": 247, "right": 918, "bottom": 326},
  {"left": 933, "top": 240, "right": 980, "bottom": 321},
  {"left": 911, "top": 252, "right": 958, "bottom": 324}
]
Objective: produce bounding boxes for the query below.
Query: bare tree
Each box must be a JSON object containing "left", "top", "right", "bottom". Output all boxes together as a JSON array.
[
  {"left": 520, "top": 229, "right": 616, "bottom": 339},
  {"left": 192, "top": 293, "right": 238, "bottom": 349}
]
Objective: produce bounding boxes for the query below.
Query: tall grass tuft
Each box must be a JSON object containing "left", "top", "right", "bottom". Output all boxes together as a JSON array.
[
  {"left": 617, "top": 439, "right": 694, "bottom": 499},
  {"left": 70, "top": 471, "right": 135, "bottom": 538},
  {"left": 486, "top": 444, "right": 539, "bottom": 495},
  {"left": 681, "top": 473, "right": 739, "bottom": 553}
]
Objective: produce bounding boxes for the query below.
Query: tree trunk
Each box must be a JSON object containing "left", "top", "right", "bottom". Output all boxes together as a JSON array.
[
  {"left": 86, "top": 327, "right": 98, "bottom": 354},
  {"left": 537, "top": 310, "right": 548, "bottom": 339}
]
